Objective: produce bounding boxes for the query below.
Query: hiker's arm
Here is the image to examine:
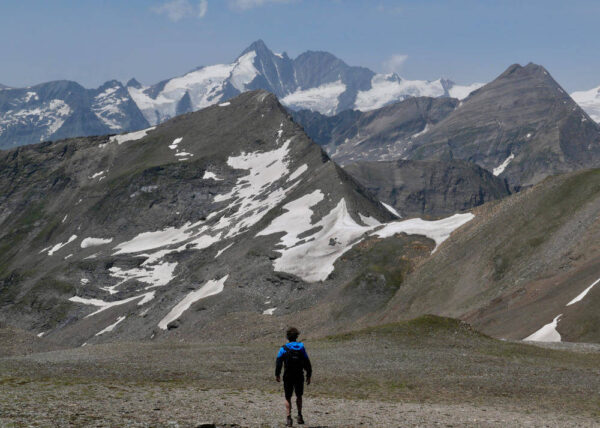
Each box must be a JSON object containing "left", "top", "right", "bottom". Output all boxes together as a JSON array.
[
  {"left": 275, "top": 347, "right": 286, "bottom": 379},
  {"left": 303, "top": 348, "right": 312, "bottom": 382}
]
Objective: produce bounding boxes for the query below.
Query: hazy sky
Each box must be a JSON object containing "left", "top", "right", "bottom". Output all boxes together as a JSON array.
[{"left": 2, "top": 0, "right": 599, "bottom": 91}]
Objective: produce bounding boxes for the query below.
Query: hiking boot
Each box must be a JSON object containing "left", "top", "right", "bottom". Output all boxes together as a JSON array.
[
  {"left": 297, "top": 414, "right": 305, "bottom": 425},
  {"left": 286, "top": 415, "right": 293, "bottom": 426}
]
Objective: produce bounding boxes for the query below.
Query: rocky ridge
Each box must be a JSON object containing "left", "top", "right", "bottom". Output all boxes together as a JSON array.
[{"left": 0, "top": 90, "right": 474, "bottom": 346}]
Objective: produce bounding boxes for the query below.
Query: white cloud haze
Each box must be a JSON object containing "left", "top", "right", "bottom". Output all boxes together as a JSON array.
[
  {"left": 383, "top": 54, "right": 408, "bottom": 74},
  {"left": 152, "top": 0, "right": 208, "bottom": 22},
  {"left": 229, "top": 0, "right": 294, "bottom": 11}
]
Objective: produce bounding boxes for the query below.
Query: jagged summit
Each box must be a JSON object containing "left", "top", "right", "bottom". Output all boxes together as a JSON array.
[
  {"left": 239, "top": 38, "right": 272, "bottom": 57},
  {"left": 126, "top": 78, "right": 142, "bottom": 89}
]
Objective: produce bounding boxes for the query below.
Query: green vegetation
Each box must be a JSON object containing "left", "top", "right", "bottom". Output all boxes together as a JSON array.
[
  {"left": 0, "top": 202, "right": 45, "bottom": 275},
  {"left": 332, "top": 235, "right": 433, "bottom": 320},
  {"left": 491, "top": 169, "right": 600, "bottom": 280},
  {"left": 324, "top": 315, "right": 486, "bottom": 343}
]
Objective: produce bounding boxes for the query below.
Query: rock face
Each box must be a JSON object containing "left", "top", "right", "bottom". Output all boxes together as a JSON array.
[
  {"left": 0, "top": 80, "right": 149, "bottom": 150},
  {"left": 344, "top": 159, "right": 511, "bottom": 218},
  {"left": 291, "top": 97, "right": 459, "bottom": 165},
  {"left": 406, "top": 63, "right": 600, "bottom": 187},
  {"left": 380, "top": 167, "right": 600, "bottom": 343},
  {"left": 2, "top": 90, "right": 479, "bottom": 346}
]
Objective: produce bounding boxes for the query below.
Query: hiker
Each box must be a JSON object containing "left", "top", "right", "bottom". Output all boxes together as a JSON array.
[{"left": 275, "top": 327, "right": 312, "bottom": 426}]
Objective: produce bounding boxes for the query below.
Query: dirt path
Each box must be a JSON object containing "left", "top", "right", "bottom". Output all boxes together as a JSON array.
[
  {"left": 1, "top": 383, "right": 597, "bottom": 427},
  {"left": 2, "top": 320, "right": 600, "bottom": 427}
]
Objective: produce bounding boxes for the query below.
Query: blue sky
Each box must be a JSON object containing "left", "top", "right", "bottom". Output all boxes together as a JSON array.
[{"left": 1, "top": 0, "right": 599, "bottom": 91}]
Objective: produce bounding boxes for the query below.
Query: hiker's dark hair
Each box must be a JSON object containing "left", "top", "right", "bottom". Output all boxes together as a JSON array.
[{"left": 286, "top": 327, "right": 300, "bottom": 341}]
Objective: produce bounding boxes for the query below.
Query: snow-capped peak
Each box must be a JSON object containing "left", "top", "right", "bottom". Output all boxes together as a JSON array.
[{"left": 571, "top": 85, "right": 600, "bottom": 123}]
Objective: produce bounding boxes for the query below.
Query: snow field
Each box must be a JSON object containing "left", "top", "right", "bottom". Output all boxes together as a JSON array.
[
  {"left": 258, "top": 193, "right": 474, "bottom": 282},
  {"left": 281, "top": 80, "right": 346, "bottom": 115}
]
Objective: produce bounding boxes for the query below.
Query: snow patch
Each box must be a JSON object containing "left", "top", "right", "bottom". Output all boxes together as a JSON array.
[
  {"left": 47, "top": 235, "right": 77, "bottom": 256},
  {"left": 493, "top": 153, "right": 515, "bottom": 176},
  {"left": 95, "top": 316, "right": 126, "bottom": 336},
  {"left": 69, "top": 291, "right": 155, "bottom": 318},
  {"left": 158, "top": 275, "right": 228, "bottom": 330},
  {"left": 287, "top": 164, "right": 308, "bottom": 182},
  {"left": 215, "top": 243, "right": 233, "bottom": 258},
  {"left": 567, "top": 277, "right": 600, "bottom": 306},
  {"left": 411, "top": 124, "right": 430, "bottom": 139},
  {"left": 373, "top": 213, "right": 474, "bottom": 249},
  {"left": 90, "top": 171, "right": 106, "bottom": 180},
  {"left": 263, "top": 307, "right": 276, "bottom": 315},
  {"left": 203, "top": 171, "right": 222, "bottom": 181},
  {"left": 381, "top": 201, "right": 401, "bottom": 218},
  {"left": 114, "top": 226, "right": 193, "bottom": 254},
  {"left": 109, "top": 126, "right": 155, "bottom": 144},
  {"left": 219, "top": 102, "right": 231, "bottom": 107},
  {"left": 524, "top": 314, "right": 562, "bottom": 342},
  {"left": 169, "top": 137, "right": 183, "bottom": 150}
]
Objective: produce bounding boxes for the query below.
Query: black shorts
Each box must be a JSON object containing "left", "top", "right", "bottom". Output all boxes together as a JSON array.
[{"left": 283, "top": 376, "right": 304, "bottom": 399}]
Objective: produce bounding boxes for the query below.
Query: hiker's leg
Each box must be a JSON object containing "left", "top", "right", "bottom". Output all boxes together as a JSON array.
[
  {"left": 296, "top": 378, "right": 304, "bottom": 415},
  {"left": 285, "top": 397, "right": 292, "bottom": 416}
]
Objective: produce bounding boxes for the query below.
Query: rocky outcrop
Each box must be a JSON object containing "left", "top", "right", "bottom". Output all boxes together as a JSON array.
[
  {"left": 291, "top": 97, "right": 459, "bottom": 165},
  {"left": 344, "top": 159, "right": 511, "bottom": 218}
]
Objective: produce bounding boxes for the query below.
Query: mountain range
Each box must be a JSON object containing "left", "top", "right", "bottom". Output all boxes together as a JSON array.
[
  {"left": 0, "top": 40, "right": 486, "bottom": 150},
  {"left": 2, "top": 90, "right": 480, "bottom": 346},
  {"left": 294, "top": 63, "right": 600, "bottom": 187},
  {"left": 2, "top": 40, "right": 600, "bottom": 153},
  {"left": 3, "top": 88, "right": 600, "bottom": 346}
]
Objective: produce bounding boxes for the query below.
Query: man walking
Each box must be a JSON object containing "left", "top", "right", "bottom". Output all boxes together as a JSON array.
[{"left": 275, "top": 327, "right": 312, "bottom": 426}]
